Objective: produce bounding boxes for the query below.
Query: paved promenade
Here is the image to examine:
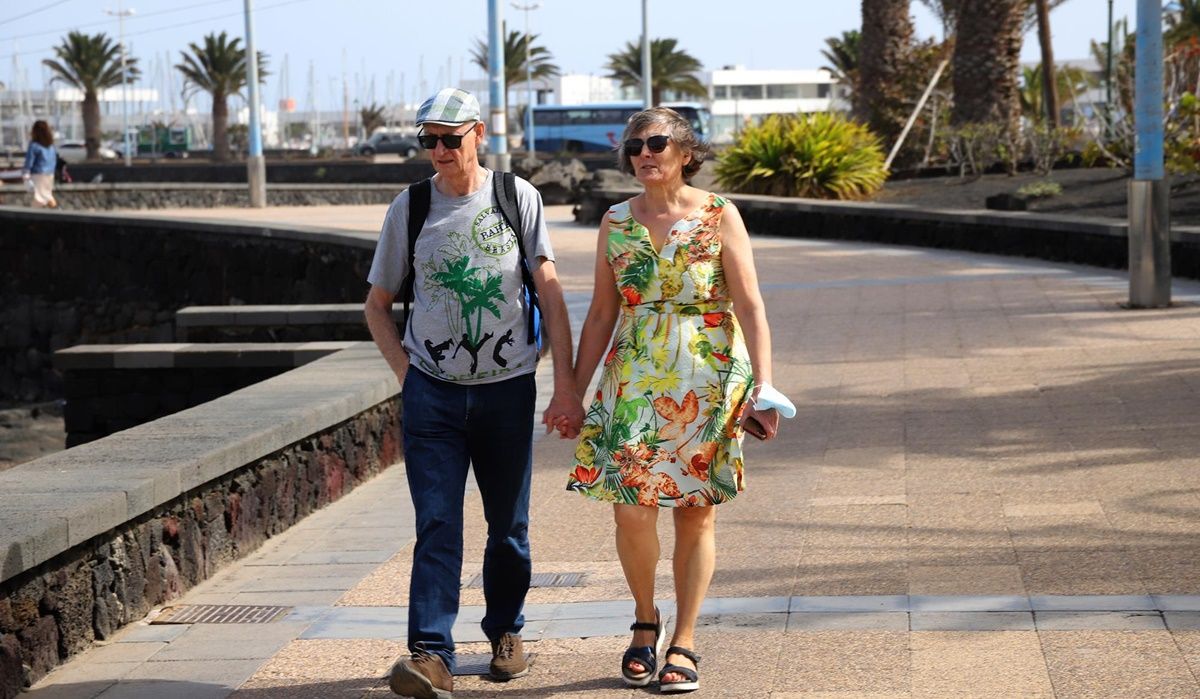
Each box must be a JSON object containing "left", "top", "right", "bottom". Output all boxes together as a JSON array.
[{"left": 26, "top": 203, "right": 1200, "bottom": 697}]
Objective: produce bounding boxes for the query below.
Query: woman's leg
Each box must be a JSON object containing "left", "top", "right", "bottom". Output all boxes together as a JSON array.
[
  {"left": 664, "top": 505, "right": 717, "bottom": 681},
  {"left": 614, "top": 503, "right": 660, "bottom": 673}
]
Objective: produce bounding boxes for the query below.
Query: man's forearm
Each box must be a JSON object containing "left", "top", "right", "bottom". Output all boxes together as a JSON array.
[
  {"left": 540, "top": 285, "right": 576, "bottom": 391},
  {"left": 365, "top": 303, "right": 410, "bottom": 379}
]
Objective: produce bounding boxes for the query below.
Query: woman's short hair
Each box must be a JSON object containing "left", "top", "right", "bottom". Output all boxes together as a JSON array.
[
  {"left": 31, "top": 120, "right": 54, "bottom": 147},
  {"left": 617, "top": 107, "right": 709, "bottom": 181}
]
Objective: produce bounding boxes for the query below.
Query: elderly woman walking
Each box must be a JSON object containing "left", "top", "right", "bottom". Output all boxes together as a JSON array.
[
  {"left": 22, "top": 120, "right": 58, "bottom": 209},
  {"left": 566, "top": 107, "right": 783, "bottom": 694}
]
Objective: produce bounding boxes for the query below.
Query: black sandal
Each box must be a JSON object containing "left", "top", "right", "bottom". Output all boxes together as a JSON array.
[
  {"left": 658, "top": 646, "right": 701, "bottom": 694},
  {"left": 620, "top": 607, "right": 663, "bottom": 687}
]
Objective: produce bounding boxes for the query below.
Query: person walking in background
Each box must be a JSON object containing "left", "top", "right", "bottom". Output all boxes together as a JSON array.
[
  {"left": 567, "top": 107, "right": 787, "bottom": 694},
  {"left": 22, "top": 120, "right": 58, "bottom": 209},
  {"left": 364, "top": 87, "right": 583, "bottom": 699}
]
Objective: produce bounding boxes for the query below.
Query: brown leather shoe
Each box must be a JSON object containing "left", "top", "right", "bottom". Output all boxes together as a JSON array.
[
  {"left": 489, "top": 632, "right": 529, "bottom": 680},
  {"left": 388, "top": 649, "right": 453, "bottom": 698}
]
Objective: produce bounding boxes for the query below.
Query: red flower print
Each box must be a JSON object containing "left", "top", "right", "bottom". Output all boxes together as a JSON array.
[
  {"left": 572, "top": 465, "right": 601, "bottom": 486},
  {"left": 702, "top": 312, "right": 724, "bottom": 328},
  {"left": 621, "top": 287, "right": 642, "bottom": 306}
]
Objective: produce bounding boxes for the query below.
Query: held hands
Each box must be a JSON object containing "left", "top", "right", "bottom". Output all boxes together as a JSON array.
[{"left": 543, "top": 389, "right": 585, "bottom": 440}]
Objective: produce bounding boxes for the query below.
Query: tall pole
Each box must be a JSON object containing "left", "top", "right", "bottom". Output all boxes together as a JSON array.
[
  {"left": 105, "top": 3, "right": 135, "bottom": 166},
  {"left": 243, "top": 0, "right": 266, "bottom": 207},
  {"left": 486, "top": 0, "right": 510, "bottom": 171},
  {"left": 1106, "top": 0, "right": 1114, "bottom": 114},
  {"left": 1128, "top": 0, "right": 1169, "bottom": 307},
  {"left": 512, "top": 2, "right": 539, "bottom": 165},
  {"left": 641, "top": 0, "right": 652, "bottom": 107}
]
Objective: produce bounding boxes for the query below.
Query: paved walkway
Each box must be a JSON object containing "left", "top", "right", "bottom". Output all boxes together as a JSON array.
[{"left": 25, "top": 204, "right": 1200, "bottom": 697}]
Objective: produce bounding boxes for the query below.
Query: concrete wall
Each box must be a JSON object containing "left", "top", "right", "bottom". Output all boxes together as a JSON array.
[{"left": 0, "top": 184, "right": 402, "bottom": 210}]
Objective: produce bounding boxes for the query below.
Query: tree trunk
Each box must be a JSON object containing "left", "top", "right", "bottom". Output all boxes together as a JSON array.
[
  {"left": 1035, "top": 0, "right": 1060, "bottom": 127},
  {"left": 951, "top": 0, "right": 1026, "bottom": 132},
  {"left": 83, "top": 92, "right": 102, "bottom": 161},
  {"left": 855, "top": 0, "right": 914, "bottom": 142},
  {"left": 212, "top": 92, "right": 229, "bottom": 162}
]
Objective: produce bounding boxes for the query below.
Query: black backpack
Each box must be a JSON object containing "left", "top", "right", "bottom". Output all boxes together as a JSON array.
[{"left": 400, "top": 171, "right": 542, "bottom": 347}]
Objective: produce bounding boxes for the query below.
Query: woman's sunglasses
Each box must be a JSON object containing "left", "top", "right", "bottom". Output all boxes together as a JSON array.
[
  {"left": 623, "top": 135, "right": 671, "bottom": 157},
  {"left": 417, "top": 125, "right": 476, "bottom": 150}
]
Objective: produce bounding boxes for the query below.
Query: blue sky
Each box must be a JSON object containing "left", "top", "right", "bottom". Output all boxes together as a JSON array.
[{"left": 0, "top": 0, "right": 1141, "bottom": 111}]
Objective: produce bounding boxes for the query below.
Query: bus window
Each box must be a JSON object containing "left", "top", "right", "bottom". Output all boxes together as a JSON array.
[{"left": 533, "top": 109, "right": 564, "bottom": 126}]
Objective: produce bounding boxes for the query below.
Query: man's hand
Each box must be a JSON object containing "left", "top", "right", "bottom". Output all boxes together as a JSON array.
[{"left": 543, "top": 389, "right": 584, "bottom": 439}]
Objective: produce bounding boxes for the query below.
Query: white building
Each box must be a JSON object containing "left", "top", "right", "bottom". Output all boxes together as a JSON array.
[{"left": 707, "top": 67, "right": 848, "bottom": 143}]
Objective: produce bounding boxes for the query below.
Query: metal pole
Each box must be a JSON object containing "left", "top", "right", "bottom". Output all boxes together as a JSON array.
[
  {"left": 486, "top": 0, "right": 510, "bottom": 171},
  {"left": 1129, "top": 0, "right": 1169, "bottom": 308},
  {"left": 105, "top": 3, "right": 134, "bottom": 166},
  {"left": 641, "top": 0, "right": 652, "bottom": 108},
  {"left": 243, "top": 0, "right": 266, "bottom": 207},
  {"left": 512, "top": 2, "right": 539, "bottom": 165},
  {"left": 1106, "top": 0, "right": 1114, "bottom": 112}
]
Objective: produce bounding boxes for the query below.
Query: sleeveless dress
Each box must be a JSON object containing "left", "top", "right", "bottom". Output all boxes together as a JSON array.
[{"left": 567, "top": 193, "right": 754, "bottom": 508}]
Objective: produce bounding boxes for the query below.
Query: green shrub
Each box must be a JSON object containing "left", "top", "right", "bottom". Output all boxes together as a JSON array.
[
  {"left": 714, "top": 113, "right": 888, "bottom": 200},
  {"left": 1016, "top": 180, "right": 1063, "bottom": 199}
]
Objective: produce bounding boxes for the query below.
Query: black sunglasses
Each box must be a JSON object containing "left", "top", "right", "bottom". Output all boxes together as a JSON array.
[
  {"left": 623, "top": 135, "right": 671, "bottom": 157},
  {"left": 417, "top": 125, "right": 476, "bottom": 150}
]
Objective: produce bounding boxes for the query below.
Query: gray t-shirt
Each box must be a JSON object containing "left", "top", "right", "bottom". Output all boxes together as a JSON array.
[{"left": 367, "top": 170, "right": 553, "bottom": 385}]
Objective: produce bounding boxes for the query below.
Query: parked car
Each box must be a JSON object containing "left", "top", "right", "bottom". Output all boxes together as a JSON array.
[
  {"left": 355, "top": 132, "right": 420, "bottom": 157},
  {"left": 56, "top": 141, "right": 118, "bottom": 163}
]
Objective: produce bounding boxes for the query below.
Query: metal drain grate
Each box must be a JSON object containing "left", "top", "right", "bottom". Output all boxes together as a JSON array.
[
  {"left": 462, "top": 572, "right": 585, "bottom": 589},
  {"left": 151, "top": 604, "right": 292, "bottom": 625},
  {"left": 452, "top": 653, "right": 534, "bottom": 677}
]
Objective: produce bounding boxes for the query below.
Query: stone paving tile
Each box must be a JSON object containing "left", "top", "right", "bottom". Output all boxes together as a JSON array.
[
  {"left": 907, "top": 565, "right": 1026, "bottom": 596},
  {"left": 911, "top": 631, "right": 1053, "bottom": 697},
  {"left": 239, "top": 639, "right": 403, "bottom": 686},
  {"left": 910, "top": 612, "right": 1036, "bottom": 631},
  {"left": 1034, "top": 611, "right": 1167, "bottom": 631},
  {"left": 772, "top": 631, "right": 909, "bottom": 695},
  {"left": 149, "top": 622, "right": 309, "bottom": 662},
  {"left": 1018, "top": 550, "right": 1148, "bottom": 595},
  {"left": 1039, "top": 630, "right": 1200, "bottom": 698},
  {"left": 786, "top": 612, "right": 909, "bottom": 632}
]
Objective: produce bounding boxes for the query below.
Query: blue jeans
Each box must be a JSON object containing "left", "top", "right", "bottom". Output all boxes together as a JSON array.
[{"left": 401, "top": 367, "right": 535, "bottom": 673}]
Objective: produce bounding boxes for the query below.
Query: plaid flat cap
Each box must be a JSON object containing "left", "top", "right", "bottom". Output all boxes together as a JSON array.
[{"left": 415, "top": 88, "right": 481, "bottom": 126}]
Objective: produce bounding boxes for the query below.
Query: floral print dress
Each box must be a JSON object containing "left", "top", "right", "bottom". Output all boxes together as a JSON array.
[{"left": 567, "top": 193, "right": 754, "bottom": 508}]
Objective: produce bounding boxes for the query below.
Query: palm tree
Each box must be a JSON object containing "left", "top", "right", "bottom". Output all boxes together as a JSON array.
[
  {"left": 175, "top": 31, "right": 268, "bottom": 162},
  {"left": 821, "top": 30, "right": 860, "bottom": 86},
  {"left": 1032, "top": 0, "right": 1059, "bottom": 127},
  {"left": 918, "top": 0, "right": 1067, "bottom": 38},
  {"left": 605, "top": 38, "right": 706, "bottom": 106},
  {"left": 42, "top": 32, "right": 139, "bottom": 160},
  {"left": 951, "top": 0, "right": 1026, "bottom": 132},
  {"left": 360, "top": 102, "right": 387, "bottom": 137},
  {"left": 1019, "top": 63, "right": 1098, "bottom": 122},
  {"left": 470, "top": 27, "right": 560, "bottom": 94},
  {"left": 855, "top": 0, "right": 913, "bottom": 143},
  {"left": 1166, "top": 0, "right": 1200, "bottom": 46}
]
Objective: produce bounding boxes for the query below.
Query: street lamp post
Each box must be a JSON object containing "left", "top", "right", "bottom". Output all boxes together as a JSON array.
[
  {"left": 1129, "top": 0, "right": 1169, "bottom": 307},
  {"left": 104, "top": 3, "right": 134, "bottom": 167},
  {"left": 243, "top": 0, "right": 266, "bottom": 207},
  {"left": 511, "top": 1, "right": 539, "bottom": 167},
  {"left": 641, "top": 0, "right": 651, "bottom": 108},
  {"left": 486, "top": 0, "right": 510, "bottom": 172}
]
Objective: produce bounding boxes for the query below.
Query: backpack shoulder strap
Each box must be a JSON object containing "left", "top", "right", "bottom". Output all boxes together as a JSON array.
[
  {"left": 492, "top": 172, "right": 540, "bottom": 345},
  {"left": 401, "top": 178, "right": 432, "bottom": 326}
]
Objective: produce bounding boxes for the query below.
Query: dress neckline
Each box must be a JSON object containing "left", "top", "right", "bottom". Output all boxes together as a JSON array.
[{"left": 628, "top": 192, "right": 715, "bottom": 257}]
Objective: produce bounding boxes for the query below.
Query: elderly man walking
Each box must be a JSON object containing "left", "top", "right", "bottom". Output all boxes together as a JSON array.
[{"left": 365, "top": 88, "right": 583, "bottom": 699}]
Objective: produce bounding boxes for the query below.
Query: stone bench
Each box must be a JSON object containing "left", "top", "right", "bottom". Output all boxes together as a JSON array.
[
  {"left": 174, "top": 304, "right": 404, "bottom": 342},
  {"left": 54, "top": 342, "right": 357, "bottom": 446}
]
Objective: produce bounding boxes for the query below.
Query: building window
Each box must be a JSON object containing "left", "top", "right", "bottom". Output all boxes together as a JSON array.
[
  {"left": 818, "top": 84, "right": 831, "bottom": 99},
  {"left": 766, "top": 84, "right": 800, "bottom": 99},
  {"left": 730, "top": 84, "right": 763, "bottom": 100},
  {"left": 713, "top": 85, "right": 728, "bottom": 99}
]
